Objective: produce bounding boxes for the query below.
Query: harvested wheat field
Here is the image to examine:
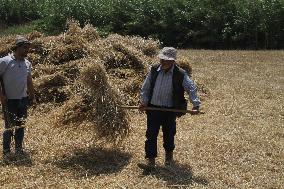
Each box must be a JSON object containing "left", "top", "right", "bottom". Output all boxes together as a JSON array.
[{"left": 0, "top": 23, "right": 283, "bottom": 188}]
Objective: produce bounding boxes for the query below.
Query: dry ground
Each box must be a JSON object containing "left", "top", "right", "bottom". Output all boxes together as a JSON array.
[{"left": 0, "top": 50, "right": 283, "bottom": 188}]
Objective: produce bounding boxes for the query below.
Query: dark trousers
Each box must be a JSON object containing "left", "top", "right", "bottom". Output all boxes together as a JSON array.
[
  {"left": 145, "top": 106, "right": 177, "bottom": 159},
  {"left": 3, "top": 97, "right": 28, "bottom": 153}
]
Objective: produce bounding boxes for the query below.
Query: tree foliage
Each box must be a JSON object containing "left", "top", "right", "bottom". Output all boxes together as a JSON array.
[{"left": 0, "top": 0, "right": 283, "bottom": 49}]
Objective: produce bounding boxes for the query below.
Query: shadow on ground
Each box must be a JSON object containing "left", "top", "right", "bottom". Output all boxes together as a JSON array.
[
  {"left": 54, "top": 147, "right": 131, "bottom": 178},
  {"left": 0, "top": 151, "right": 33, "bottom": 167},
  {"left": 140, "top": 162, "right": 208, "bottom": 187}
]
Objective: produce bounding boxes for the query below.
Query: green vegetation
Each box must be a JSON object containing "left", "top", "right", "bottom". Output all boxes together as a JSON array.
[
  {"left": 1, "top": 0, "right": 283, "bottom": 49},
  {"left": 0, "top": 20, "right": 40, "bottom": 36}
]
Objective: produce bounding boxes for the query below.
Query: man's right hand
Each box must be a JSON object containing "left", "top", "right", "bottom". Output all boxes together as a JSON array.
[
  {"left": 0, "top": 94, "right": 6, "bottom": 106},
  {"left": 28, "top": 94, "right": 35, "bottom": 105},
  {"left": 139, "top": 104, "right": 147, "bottom": 113}
]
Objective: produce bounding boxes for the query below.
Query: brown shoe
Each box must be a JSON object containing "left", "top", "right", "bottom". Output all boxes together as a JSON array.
[
  {"left": 137, "top": 158, "right": 156, "bottom": 171},
  {"left": 165, "top": 151, "right": 174, "bottom": 166}
]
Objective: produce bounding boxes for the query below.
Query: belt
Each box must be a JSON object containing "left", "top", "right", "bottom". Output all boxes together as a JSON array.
[{"left": 148, "top": 103, "right": 174, "bottom": 109}]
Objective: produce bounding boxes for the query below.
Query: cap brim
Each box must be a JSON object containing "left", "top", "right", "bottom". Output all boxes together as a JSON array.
[
  {"left": 158, "top": 53, "right": 176, "bottom": 60},
  {"left": 16, "top": 41, "right": 31, "bottom": 46}
]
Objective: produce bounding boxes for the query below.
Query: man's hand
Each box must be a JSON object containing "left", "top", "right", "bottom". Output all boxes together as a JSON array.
[
  {"left": 0, "top": 94, "right": 6, "bottom": 106},
  {"left": 191, "top": 106, "right": 200, "bottom": 115},
  {"left": 27, "top": 74, "right": 35, "bottom": 105},
  {"left": 28, "top": 93, "right": 35, "bottom": 105},
  {"left": 139, "top": 104, "right": 147, "bottom": 113}
]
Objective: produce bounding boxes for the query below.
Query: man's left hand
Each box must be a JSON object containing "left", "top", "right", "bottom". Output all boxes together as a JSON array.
[{"left": 191, "top": 106, "right": 200, "bottom": 115}]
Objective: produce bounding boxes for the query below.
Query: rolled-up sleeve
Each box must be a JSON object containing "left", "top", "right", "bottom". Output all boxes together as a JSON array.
[
  {"left": 0, "top": 58, "right": 8, "bottom": 76},
  {"left": 27, "top": 60, "right": 32, "bottom": 74},
  {"left": 182, "top": 74, "right": 201, "bottom": 107},
  {"left": 140, "top": 71, "right": 152, "bottom": 105}
]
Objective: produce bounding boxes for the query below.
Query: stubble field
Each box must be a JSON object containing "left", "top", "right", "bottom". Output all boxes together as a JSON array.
[{"left": 0, "top": 50, "right": 283, "bottom": 188}]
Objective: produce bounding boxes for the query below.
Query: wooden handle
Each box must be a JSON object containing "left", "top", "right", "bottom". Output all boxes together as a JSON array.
[{"left": 118, "top": 105, "right": 204, "bottom": 114}]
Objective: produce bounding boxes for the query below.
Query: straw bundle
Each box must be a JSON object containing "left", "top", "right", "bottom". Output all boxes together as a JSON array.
[
  {"left": 106, "top": 34, "right": 159, "bottom": 57},
  {"left": 112, "top": 43, "right": 145, "bottom": 70},
  {"left": 33, "top": 60, "right": 81, "bottom": 104},
  {"left": 34, "top": 73, "right": 70, "bottom": 103},
  {"left": 0, "top": 35, "right": 14, "bottom": 56},
  {"left": 27, "top": 31, "right": 44, "bottom": 41},
  {"left": 53, "top": 95, "right": 91, "bottom": 126},
  {"left": 95, "top": 34, "right": 159, "bottom": 70},
  {"left": 27, "top": 53, "right": 42, "bottom": 65},
  {"left": 177, "top": 56, "right": 193, "bottom": 76},
  {"left": 65, "top": 20, "right": 100, "bottom": 45},
  {"left": 60, "top": 61, "right": 81, "bottom": 79},
  {"left": 26, "top": 21, "right": 98, "bottom": 66},
  {"left": 46, "top": 35, "right": 87, "bottom": 64},
  {"left": 81, "top": 24, "right": 100, "bottom": 42},
  {"left": 29, "top": 38, "right": 47, "bottom": 57},
  {"left": 121, "top": 78, "right": 143, "bottom": 105},
  {"left": 54, "top": 58, "right": 130, "bottom": 143},
  {"left": 94, "top": 44, "right": 126, "bottom": 70},
  {"left": 80, "top": 59, "right": 129, "bottom": 142},
  {"left": 123, "top": 77, "right": 143, "bottom": 95},
  {"left": 32, "top": 64, "right": 58, "bottom": 78},
  {"left": 0, "top": 31, "right": 43, "bottom": 57}
]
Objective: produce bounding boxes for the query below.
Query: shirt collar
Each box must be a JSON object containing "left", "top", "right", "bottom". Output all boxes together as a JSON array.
[
  {"left": 9, "top": 53, "right": 16, "bottom": 60},
  {"left": 9, "top": 53, "right": 26, "bottom": 62},
  {"left": 157, "top": 64, "right": 175, "bottom": 73}
]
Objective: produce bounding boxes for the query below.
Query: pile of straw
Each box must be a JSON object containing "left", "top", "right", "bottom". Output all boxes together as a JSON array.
[
  {"left": 0, "top": 21, "right": 195, "bottom": 144},
  {"left": 0, "top": 21, "right": 160, "bottom": 143}
]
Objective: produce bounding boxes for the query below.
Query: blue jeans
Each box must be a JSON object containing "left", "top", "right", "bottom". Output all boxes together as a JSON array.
[
  {"left": 3, "top": 97, "right": 28, "bottom": 154},
  {"left": 145, "top": 105, "right": 177, "bottom": 159}
]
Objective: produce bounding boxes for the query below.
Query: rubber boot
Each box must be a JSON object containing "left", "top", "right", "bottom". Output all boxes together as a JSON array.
[{"left": 165, "top": 151, "right": 174, "bottom": 166}]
